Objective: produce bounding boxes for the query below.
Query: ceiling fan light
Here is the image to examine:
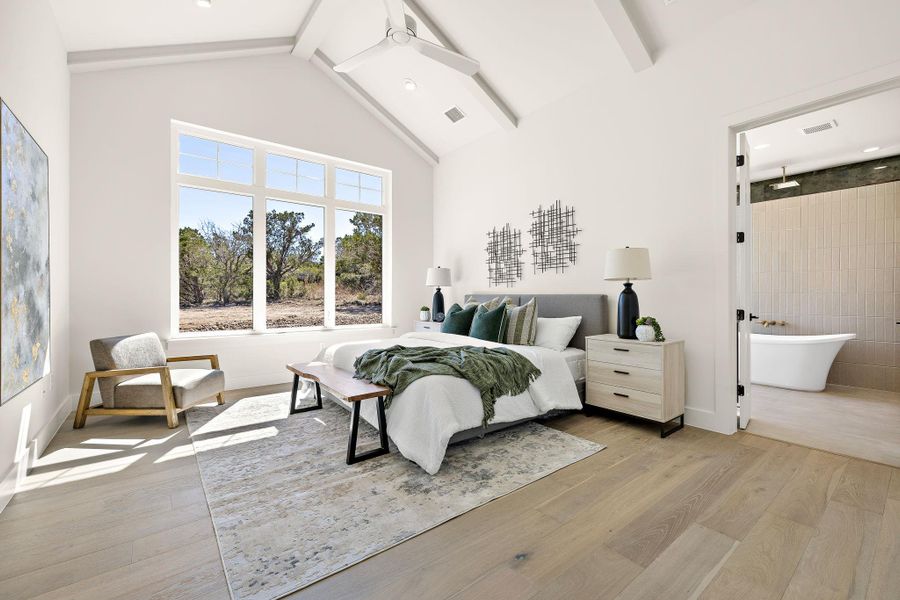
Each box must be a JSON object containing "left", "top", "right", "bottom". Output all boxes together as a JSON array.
[
  {"left": 403, "top": 78, "right": 417, "bottom": 91},
  {"left": 196, "top": 0, "right": 212, "bottom": 8}
]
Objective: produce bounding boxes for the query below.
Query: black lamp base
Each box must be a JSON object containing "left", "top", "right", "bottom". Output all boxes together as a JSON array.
[
  {"left": 432, "top": 287, "right": 445, "bottom": 322},
  {"left": 617, "top": 282, "right": 640, "bottom": 339}
]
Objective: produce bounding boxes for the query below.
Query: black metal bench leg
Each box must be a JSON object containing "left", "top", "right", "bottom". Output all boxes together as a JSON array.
[
  {"left": 661, "top": 414, "right": 685, "bottom": 438},
  {"left": 346, "top": 396, "right": 390, "bottom": 465},
  {"left": 289, "top": 376, "right": 323, "bottom": 414}
]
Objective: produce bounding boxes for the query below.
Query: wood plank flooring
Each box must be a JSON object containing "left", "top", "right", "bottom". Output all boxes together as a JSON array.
[
  {"left": 748, "top": 384, "right": 900, "bottom": 466},
  {"left": 0, "top": 386, "right": 897, "bottom": 600}
]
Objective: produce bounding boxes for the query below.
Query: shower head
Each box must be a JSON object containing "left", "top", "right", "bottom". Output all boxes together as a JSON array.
[{"left": 770, "top": 166, "right": 799, "bottom": 190}]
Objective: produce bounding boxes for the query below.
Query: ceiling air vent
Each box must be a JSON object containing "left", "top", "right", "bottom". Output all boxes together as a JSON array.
[
  {"left": 444, "top": 106, "right": 466, "bottom": 123},
  {"left": 799, "top": 119, "right": 838, "bottom": 135}
]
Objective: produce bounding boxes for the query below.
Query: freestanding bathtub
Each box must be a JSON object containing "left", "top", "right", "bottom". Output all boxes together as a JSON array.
[{"left": 750, "top": 333, "right": 856, "bottom": 392}]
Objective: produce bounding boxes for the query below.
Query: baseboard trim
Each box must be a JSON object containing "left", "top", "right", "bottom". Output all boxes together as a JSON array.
[{"left": 0, "top": 394, "right": 73, "bottom": 515}]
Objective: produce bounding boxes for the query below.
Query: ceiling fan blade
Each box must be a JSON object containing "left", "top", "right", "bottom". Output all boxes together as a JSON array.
[
  {"left": 383, "top": 0, "right": 407, "bottom": 32},
  {"left": 408, "top": 37, "right": 480, "bottom": 76},
  {"left": 333, "top": 37, "right": 394, "bottom": 73}
]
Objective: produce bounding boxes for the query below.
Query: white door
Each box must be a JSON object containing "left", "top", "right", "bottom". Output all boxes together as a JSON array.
[{"left": 737, "top": 133, "right": 752, "bottom": 429}]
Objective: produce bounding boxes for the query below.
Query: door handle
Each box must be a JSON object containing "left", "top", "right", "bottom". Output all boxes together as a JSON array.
[{"left": 749, "top": 313, "right": 759, "bottom": 321}]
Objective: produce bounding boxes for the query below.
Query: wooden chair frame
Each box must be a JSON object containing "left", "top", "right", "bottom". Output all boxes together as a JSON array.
[{"left": 74, "top": 355, "right": 224, "bottom": 429}]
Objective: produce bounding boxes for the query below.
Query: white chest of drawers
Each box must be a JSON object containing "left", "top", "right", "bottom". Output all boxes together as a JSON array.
[{"left": 585, "top": 334, "right": 685, "bottom": 437}]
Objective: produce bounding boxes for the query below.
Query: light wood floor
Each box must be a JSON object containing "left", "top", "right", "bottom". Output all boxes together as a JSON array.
[
  {"left": 1, "top": 387, "right": 898, "bottom": 600},
  {"left": 748, "top": 384, "right": 900, "bottom": 467}
]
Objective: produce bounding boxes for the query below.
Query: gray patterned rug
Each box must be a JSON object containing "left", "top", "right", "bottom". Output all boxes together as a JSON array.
[{"left": 187, "top": 391, "right": 604, "bottom": 600}]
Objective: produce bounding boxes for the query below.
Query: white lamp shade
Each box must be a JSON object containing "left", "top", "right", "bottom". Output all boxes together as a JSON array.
[
  {"left": 425, "top": 267, "right": 452, "bottom": 287},
  {"left": 604, "top": 247, "right": 651, "bottom": 281}
]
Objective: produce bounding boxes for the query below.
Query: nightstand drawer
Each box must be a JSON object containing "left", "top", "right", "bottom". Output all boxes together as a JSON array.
[
  {"left": 586, "top": 383, "right": 663, "bottom": 421},
  {"left": 587, "top": 361, "right": 663, "bottom": 394},
  {"left": 587, "top": 339, "right": 662, "bottom": 370},
  {"left": 414, "top": 321, "right": 441, "bottom": 332}
]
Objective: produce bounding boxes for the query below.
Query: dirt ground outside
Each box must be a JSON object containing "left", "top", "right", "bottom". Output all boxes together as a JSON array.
[{"left": 179, "top": 292, "right": 382, "bottom": 332}]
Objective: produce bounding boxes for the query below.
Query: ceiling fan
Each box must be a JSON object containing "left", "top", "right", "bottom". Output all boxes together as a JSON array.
[{"left": 332, "top": 0, "right": 480, "bottom": 76}]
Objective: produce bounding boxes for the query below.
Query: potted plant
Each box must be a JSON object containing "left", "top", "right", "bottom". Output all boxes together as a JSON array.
[
  {"left": 635, "top": 316, "right": 665, "bottom": 342},
  {"left": 419, "top": 306, "right": 431, "bottom": 321}
]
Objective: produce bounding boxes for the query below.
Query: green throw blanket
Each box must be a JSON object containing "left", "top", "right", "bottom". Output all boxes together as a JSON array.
[{"left": 353, "top": 345, "right": 542, "bottom": 426}]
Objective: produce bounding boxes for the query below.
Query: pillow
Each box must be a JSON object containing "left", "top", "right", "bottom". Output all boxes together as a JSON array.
[
  {"left": 534, "top": 316, "right": 583, "bottom": 352},
  {"left": 469, "top": 303, "right": 508, "bottom": 342},
  {"left": 504, "top": 297, "right": 538, "bottom": 345},
  {"left": 441, "top": 304, "right": 477, "bottom": 335}
]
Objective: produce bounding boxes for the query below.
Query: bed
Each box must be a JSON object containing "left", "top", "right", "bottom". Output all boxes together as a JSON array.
[{"left": 308, "top": 294, "right": 608, "bottom": 473}]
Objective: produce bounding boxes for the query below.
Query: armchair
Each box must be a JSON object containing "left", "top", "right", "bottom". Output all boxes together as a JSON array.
[{"left": 74, "top": 332, "right": 225, "bottom": 429}]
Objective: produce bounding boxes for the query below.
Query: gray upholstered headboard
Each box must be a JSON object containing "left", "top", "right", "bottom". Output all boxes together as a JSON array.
[{"left": 464, "top": 293, "right": 608, "bottom": 350}]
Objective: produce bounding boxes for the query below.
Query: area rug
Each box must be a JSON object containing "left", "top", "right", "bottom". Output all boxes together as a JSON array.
[{"left": 187, "top": 391, "right": 604, "bottom": 600}]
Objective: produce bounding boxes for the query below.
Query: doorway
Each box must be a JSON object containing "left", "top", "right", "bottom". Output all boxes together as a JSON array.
[{"left": 734, "top": 88, "right": 900, "bottom": 466}]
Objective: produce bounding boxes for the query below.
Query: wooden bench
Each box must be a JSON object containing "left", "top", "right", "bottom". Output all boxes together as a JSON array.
[{"left": 286, "top": 362, "right": 391, "bottom": 465}]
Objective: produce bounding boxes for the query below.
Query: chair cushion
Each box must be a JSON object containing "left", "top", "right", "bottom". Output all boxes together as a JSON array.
[
  {"left": 113, "top": 368, "right": 225, "bottom": 409},
  {"left": 90, "top": 333, "right": 167, "bottom": 406}
]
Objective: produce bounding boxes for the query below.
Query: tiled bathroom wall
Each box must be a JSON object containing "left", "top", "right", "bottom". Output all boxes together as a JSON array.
[{"left": 750, "top": 181, "right": 899, "bottom": 392}]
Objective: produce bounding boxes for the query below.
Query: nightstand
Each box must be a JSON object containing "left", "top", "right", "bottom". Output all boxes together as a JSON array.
[
  {"left": 584, "top": 334, "right": 685, "bottom": 437},
  {"left": 414, "top": 320, "right": 441, "bottom": 332}
]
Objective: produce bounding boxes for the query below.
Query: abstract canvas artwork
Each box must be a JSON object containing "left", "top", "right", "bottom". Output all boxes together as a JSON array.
[
  {"left": 485, "top": 224, "right": 524, "bottom": 287},
  {"left": 528, "top": 199, "right": 581, "bottom": 273},
  {"left": 1, "top": 99, "right": 50, "bottom": 405}
]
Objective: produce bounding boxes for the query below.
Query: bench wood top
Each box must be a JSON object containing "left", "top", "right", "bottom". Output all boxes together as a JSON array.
[{"left": 286, "top": 362, "right": 389, "bottom": 402}]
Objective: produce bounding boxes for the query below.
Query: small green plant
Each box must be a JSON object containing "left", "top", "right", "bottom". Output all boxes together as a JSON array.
[
  {"left": 420, "top": 305, "right": 430, "bottom": 311},
  {"left": 636, "top": 316, "right": 666, "bottom": 342}
]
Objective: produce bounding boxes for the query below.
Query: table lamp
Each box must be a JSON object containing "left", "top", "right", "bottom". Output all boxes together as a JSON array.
[
  {"left": 604, "top": 247, "right": 651, "bottom": 339},
  {"left": 425, "top": 266, "right": 451, "bottom": 322}
]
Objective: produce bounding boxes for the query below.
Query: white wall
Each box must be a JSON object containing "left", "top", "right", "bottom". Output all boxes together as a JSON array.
[
  {"left": 433, "top": 0, "right": 900, "bottom": 433},
  {"left": 0, "top": 0, "right": 71, "bottom": 511},
  {"left": 70, "top": 54, "right": 433, "bottom": 394}
]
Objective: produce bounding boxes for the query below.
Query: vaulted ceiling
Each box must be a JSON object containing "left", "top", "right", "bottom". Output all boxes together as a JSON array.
[{"left": 51, "top": 0, "right": 758, "bottom": 163}]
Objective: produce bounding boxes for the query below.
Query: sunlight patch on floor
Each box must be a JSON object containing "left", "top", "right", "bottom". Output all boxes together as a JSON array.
[{"left": 19, "top": 453, "right": 147, "bottom": 492}]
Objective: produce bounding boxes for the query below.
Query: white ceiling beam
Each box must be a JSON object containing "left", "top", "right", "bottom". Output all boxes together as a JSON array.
[
  {"left": 593, "top": 0, "right": 653, "bottom": 72},
  {"left": 404, "top": 0, "right": 517, "bottom": 131},
  {"left": 312, "top": 50, "right": 439, "bottom": 166},
  {"left": 68, "top": 37, "right": 294, "bottom": 73},
  {"left": 291, "top": 0, "right": 352, "bottom": 59}
]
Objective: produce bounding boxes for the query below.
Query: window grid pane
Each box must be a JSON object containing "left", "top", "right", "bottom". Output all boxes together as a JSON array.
[
  {"left": 265, "top": 199, "right": 325, "bottom": 328},
  {"left": 179, "top": 134, "right": 253, "bottom": 184},
  {"left": 266, "top": 153, "right": 325, "bottom": 197},
  {"left": 335, "top": 167, "right": 382, "bottom": 206},
  {"left": 178, "top": 186, "right": 253, "bottom": 332},
  {"left": 335, "top": 209, "right": 383, "bottom": 326}
]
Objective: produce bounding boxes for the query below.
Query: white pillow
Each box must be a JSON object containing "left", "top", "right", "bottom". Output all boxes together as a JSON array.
[{"left": 534, "top": 316, "right": 582, "bottom": 352}]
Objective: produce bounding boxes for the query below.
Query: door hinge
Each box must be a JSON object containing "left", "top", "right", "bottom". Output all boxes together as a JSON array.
[
  {"left": 737, "top": 384, "right": 745, "bottom": 397},
  {"left": 736, "top": 231, "right": 745, "bottom": 243},
  {"left": 736, "top": 155, "right": 745, "bottom": 167},
  {"left": 737, "top": 309, "right": 745, "bottom": 321}
]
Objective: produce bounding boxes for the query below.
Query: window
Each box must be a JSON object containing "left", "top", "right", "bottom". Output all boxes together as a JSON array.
[
  {"left": 335, "top": 210, "right": 382, "bottom": 325},
  {"left": 173, "top": 124, "right": 389, "bottom": 334},
  {"left": 178, "top": 134, "right": 253, "bottom": 184},
  {"left": 266, "top": 154, "right": 325, "bottom": 196},
  {"left": 335, "top": 168, "right": 383, "bottom": 205},
  {"left": 265, "top": 199, "right": 325, "bottom": 328},
  {"left": 178, "top": 187, "right": 253, "bottom": 332}
]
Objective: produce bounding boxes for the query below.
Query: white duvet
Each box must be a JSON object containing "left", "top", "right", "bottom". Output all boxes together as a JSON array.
[{"left": 308, "top": 331, "right": 582, "bottom": 474}]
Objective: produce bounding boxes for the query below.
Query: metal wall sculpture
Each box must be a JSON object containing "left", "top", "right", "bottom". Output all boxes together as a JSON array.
[
  {"left": 485, "top": 224, "right": 524, "bottom": 287},
  {"left": 528, "top": 199, "right": 580, "bottom": 273}
]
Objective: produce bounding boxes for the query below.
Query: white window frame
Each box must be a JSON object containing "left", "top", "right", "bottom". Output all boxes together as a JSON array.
[{"left": 170, "top": 120, "right": 392, "bottom": 338}]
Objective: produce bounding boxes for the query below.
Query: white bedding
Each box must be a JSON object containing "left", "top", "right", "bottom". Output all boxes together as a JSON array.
[
  {"left": 309, "top": 331, "right": 582, "bottom": 474},
  {"left": 560, "top": 347, "right": 586, "bottom": 381}
]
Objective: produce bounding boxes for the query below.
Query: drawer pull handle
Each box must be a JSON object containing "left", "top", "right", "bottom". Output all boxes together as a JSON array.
[
  {"left": 613, "top": 348, "right": 630, "bottom": 352},
  {"left": 613, "top": 370, "right": 630, "bottom": 375},
  {"left": 613, "top": 392, "right": 630, "bottom": 398}
]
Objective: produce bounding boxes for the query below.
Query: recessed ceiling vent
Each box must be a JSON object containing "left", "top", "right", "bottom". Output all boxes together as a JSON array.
[
  {"left": 799, "top": 119, "right": 837, "bottom": 135},
  {"left": 444, "top": 106, "right": 466, "bottom": 123}
]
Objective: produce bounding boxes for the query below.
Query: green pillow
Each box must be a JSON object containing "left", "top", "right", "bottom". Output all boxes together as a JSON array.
[
  {"left": 441, "top": 304, "right": 477, "bottom": 335},
  {"left": 469, "top": 303, "right": 508, "bottom": 342}
]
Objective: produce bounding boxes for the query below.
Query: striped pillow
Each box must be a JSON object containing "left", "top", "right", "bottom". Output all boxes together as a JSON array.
[{"left": 505, "top": 298, "right": 537, "bottom": 345}]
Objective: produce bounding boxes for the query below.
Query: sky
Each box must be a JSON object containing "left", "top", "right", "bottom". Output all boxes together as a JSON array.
[{"left": 179, "top": 187, "right": 361, "bottom": 241}]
